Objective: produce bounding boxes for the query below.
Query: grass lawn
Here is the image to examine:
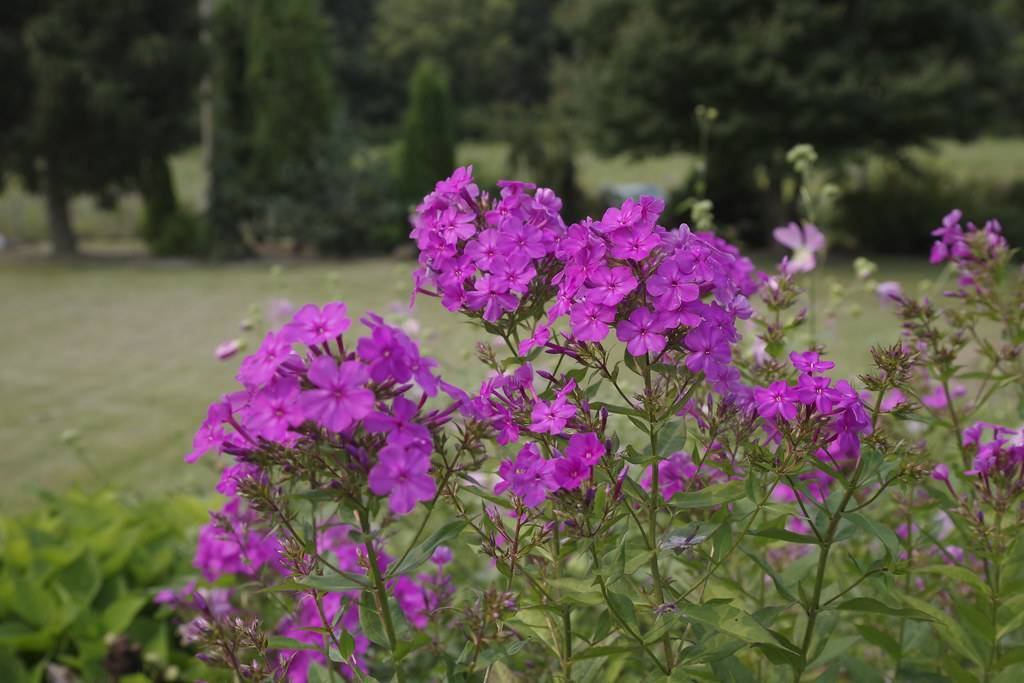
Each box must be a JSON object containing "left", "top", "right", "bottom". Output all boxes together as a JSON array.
[{"left": 0, "top": 252, "right": 934, "bottom": 511}]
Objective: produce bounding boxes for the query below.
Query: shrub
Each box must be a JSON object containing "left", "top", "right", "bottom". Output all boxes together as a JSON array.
[
  {"left": 0, "top": 490, "right": 216, "bottom": 682},
  {"left": 397, "top": 59, "right": 457, "bottom": 204},
  {"left": 173, "top": 168, "right": 1024, "bottom": 681},
  {"left": 835, "top": 159, "right": 1024, "bottom": 253}
]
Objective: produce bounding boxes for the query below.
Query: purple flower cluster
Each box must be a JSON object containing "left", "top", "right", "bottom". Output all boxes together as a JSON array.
[
  {"left": 755, "top": 351, "right": 872, "bottom": 503},
  {"left": 410, "top": 167, "right": 758, "bottom": 394},
  {"left": 187, "top": 303, "right": 459, "bottom": 517},
  {"left": 962, "top": 422, "right": 1024, "bottom": 480},
  {"left": 640, "top": 450, "right": 728, "bottom": 501},
  {"left": 494, "top": 433, "right": 607, "bottom": 507},
  {"left": 410, "top": 169, "right": 565, "bottom": 321},
  {"left": 929, "top": 209, "right": 1009, "bottom": 293}
]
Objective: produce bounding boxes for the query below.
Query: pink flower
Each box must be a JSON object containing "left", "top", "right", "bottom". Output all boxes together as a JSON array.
[
  {"left": 773, "top": 222, "right": 825, "bottom": 273},
  {"left": 298, "top": 357, "right": 375, "bottom": 432},
  {"left": 215, "top": 339, "right": 242, "bottom": 360},
  {"left": 368, "top": 445, "right": 436, "bottom": 515},
  {"left": 282, "top": 302, "right": 350, "bottom": 345},
  {"left": 616, "top": 307, "right": 667, "bottom": 357}
]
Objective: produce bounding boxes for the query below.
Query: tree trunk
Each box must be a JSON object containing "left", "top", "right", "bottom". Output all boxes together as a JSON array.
[{"left": 44, "top": 164, "right": 77, "bottom": 256}]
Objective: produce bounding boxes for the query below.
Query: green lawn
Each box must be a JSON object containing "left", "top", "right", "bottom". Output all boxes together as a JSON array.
[{"left": 0, "top": 253, "right": 933, "bottom": 510}]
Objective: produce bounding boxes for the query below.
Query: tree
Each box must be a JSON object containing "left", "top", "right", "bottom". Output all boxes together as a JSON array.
[
  {"left": 367, "top": 0, "right": 561, "bottom": 134},
  {"left": 206, "top": 0, "right": 337, "bottom": 254},
  {"left": 561, "top": 0, "right": 1008, "bottom": 241},
  {"left": 0, "top": 0, "right": 203, "bottom": 255},
  {"left": 397, "top": 59, "right": 457, "bottom": 204}
]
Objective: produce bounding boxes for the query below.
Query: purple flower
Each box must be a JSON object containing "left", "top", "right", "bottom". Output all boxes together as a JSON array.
[
  {"left": 465, "top": 275, "right": 518, "bottom": 322},
  {"left": 496, "top": 443, "right": 557, "bottom": 507},
  {"left": 431, "top": 546, "right": 453, "bottom": 567},
  {"left": 249, "top": 377, "right": 304, "bottom": 441},
  {"left": 755, "top": 381, "right": 800, "bottom": 421},
  {"left": 368, "top": 445, "right": 436, "bottom": 515},
  {"left": 931, "top": 463, "right": 950, "bottom": 483},
  {"left": 357, "top": 319, "right": 414, "bottom": 383},
  {"left": 185, "top": 399, "right": 232, "bottom": 463},
  {"left": 587, "top": 266, "right": 638, "bottom": 306},
  {"left": 773, "top": 222, "right": 825, "bottom": 273},
  {"left": 570, "top": 301, "right": 615, "bottom": 343},
  {"left": 282, "top": 302, "right": 350, "bottom": 345},
  {"left": 553, "top": 454, "right": 591, "bottom": 490},
  {"left": 297, "top": 357, "right": 375, "bottom": 432},
  {"left": 789, "top": 351, "right": 835, "bottom": 375},
  {"left": 565, "top": 432, "right": 605, "bottom": 466},
  {"left": 616, "top": 307, "right": 667, "bottom": 357},
  {"left": 237, "top": 332, "right": 293, "bottom": 388},
  {"left": 519, "top": 323, "right": 551, "bottom": 355},
  {"left": 490, "top": 254, "right": 537, "bottom": 294},
  {"left": 795, "top": 374, "right": 835, "bottom": 414},
  {"left": 648, "top": 259, "right": 700, "bottom": 310},
  {"left": 609, "top": 226, "right": 661, "bottom": 261},
  {"left": 364, "top": 396, "right": 431, "bottom": 448},
  {"left": 683, "top": 325, "right": 730, "bottom": 373},
  {"left": 529, "top": 396, "right": 576, "bottom": 434}
]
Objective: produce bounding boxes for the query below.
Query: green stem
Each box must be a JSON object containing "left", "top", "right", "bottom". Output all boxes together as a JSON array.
[
  {"left": 358, "top": 511, "right": 405, "bottom": 683},
  {"left": 642, "top": 356, "right": 674, "bottom": 670},
  {"left": 795, "top": 460, "right": 863, "bottom": 680}
]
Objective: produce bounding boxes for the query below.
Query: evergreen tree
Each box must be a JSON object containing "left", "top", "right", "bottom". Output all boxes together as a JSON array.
[
  {"left": 398, "top": 59, "right": 457, "bottom": 203},
  {"left": 0, "top": 0, "right": 202, "bottom": 255}
]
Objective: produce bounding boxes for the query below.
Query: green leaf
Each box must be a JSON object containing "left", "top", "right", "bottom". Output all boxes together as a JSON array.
[
  {"left": 358, "top": 591, "right": 388, "bottom": 646},
  {"left": 101, "top": 594, "right": 147, "bottom": 635},
  {"left": 678, "top": 601, "right": 794, "bottom": 650},
  {"left": 605, "top": 591, "right": 638, "bottom": 632},
  {"left": 671, "top": 480, "right": 747, "bottom": 509},
  {"left": 389, "top": 520, "right": 467, "bottom": 577},
  {"left": 750, "top": 528, "right": 820, "bottom": 544},
  {"left": 900, "top": 593, "right": 985, "bottom": 666},
  {"left": 268, "top": 635, "right": 322, "bottom": 652},
  {"left": 844, "top": 512, "right": 901, "bottom": 560},
  {"left": 833, "top": 597, "right": 933, "bottom": 621},
  {"left": 297, "top": 572, "right": 369, "bottom": 593},
  {"left": 915, "top": 564, "right": 990, "bottom": 596},
  {"left": 573, "top": 644, "right": 635, "bottom": 661},
  {"left": 809, "top": 635, "right": 860, "bottom": 668}
]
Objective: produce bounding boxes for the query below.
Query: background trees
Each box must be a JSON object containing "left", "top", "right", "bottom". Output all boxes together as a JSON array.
[
  {"left": 560, "top": 0, "right": 1010, "bottom": 242},
  {"left": 0, "top": 0, "right": 202, "bottom": 255}
]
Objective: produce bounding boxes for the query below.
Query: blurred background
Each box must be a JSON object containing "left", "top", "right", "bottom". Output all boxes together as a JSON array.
[{"left": 1, "top": 0, "right": 1022, "bottom": 508}]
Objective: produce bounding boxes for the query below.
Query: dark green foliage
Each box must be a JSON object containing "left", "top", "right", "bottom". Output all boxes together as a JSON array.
[
  {"left": 244, "top": 0, "right": 335, "bottom": 197},
  {"left": 256, "top": 115, "right": 405, "bottom": 254},
  {"left": 0, "top": 490, "right": 216, "bottom": 683},
  {"left": 835, "top": 161, "right": 1024, "bottom": 254},
  {"left": 398, "top": 59, "right": 457, "bottom": 204},
  {"left": 0, "top": 0, "right": 203, "bottom": 255},
  {"left": 563, "top": 0, "right": 1009, "bottom": 240},
  {"left": 367, "top": 0, "right": 561, "bottom": 135},
  {"left": 209, "top": 0, "right": 401, "bottom": 255}
]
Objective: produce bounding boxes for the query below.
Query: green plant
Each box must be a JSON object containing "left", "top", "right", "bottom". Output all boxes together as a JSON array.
[
  {"left": 397, "top": 58, "right": 457, "bottom": 204},
  {"left": 0, "top": 490, "right": 216, "bottom": 683}
]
